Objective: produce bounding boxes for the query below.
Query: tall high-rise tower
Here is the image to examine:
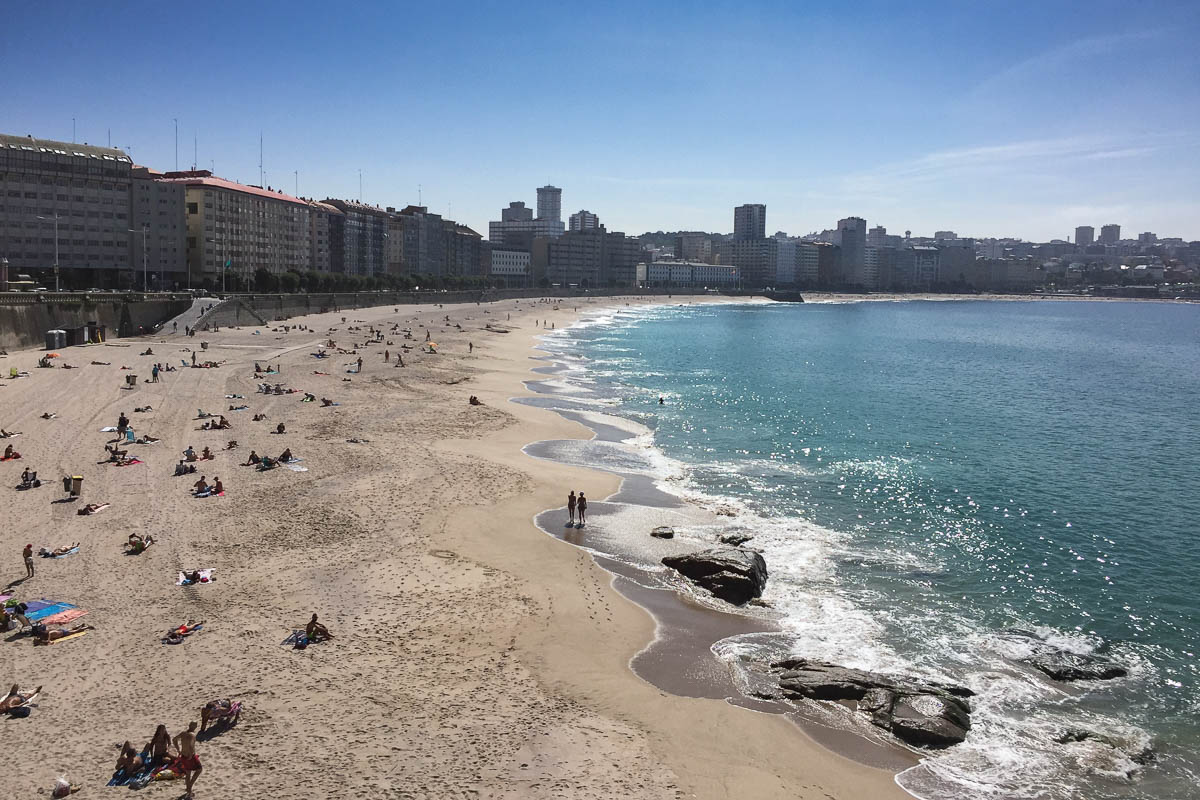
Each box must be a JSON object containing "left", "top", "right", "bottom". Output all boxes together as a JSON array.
[
  {"left": 537, "top": 186, "right": 562, "bottom": 223},
  {"left": 1100, "top": 224, "right": 1121, "bottom": 244},
  {"left": 1075, "top": 226, "right": 1095, "bottom": 247},
  {"left": 733, "top": 204, "right": 766, "bottom": 241},
  {"left": 838, "top": 217, "right": 868, "bottom": 286}
]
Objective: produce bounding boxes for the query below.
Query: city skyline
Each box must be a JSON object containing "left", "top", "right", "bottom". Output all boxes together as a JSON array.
[{"left": 3, "top": 1, "right": 1200, "bottom": 241}]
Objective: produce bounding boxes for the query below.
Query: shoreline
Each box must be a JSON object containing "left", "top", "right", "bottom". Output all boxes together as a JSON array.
[
  {"left": 1, "top": 294, "right": 909, "bottom": 798},
  {"left": 516, "top": 301, "right": 921, "bottom": 775}
]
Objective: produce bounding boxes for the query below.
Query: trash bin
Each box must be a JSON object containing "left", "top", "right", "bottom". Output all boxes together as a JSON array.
[
  {"left": 45, "top": 330, "right": 66, "bottom": 350},
  {"left": 69, "top": 476, "right": 83, "bottom": 497},
  {"left": 125, "top": 374, "right": 137, "bottom": 387}
]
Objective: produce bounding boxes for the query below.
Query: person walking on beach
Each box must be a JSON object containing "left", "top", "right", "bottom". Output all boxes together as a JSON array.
[
  {"left": 356, "top": 356, "right": 363, "bottom": 373},
  {"left": 567, "top": 490, "right": 577, "bottom": 525},
  {"left": 23, "top": 543, "right": 35, "bottom": 578},
  {"left": 172, "top": 721, "right": 202, "bottom": 798},
  {"left": 577, "top": 492, "right": 587, "bottom": 526}
]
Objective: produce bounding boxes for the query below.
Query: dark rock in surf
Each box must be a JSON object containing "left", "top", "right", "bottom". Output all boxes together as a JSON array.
[
  {"left": 1055, "top": 728, "right": 1156, "bottom": 766},
  {"left": 719, "top": 532, "right": 753, "bottom": 546},
  {"left": 1026, "top": 651, "right": 1128, "bottom": 682},
  {"left": 661, "top": 547, "right": 767, "bottom": 605},
  {"left": 999, "top": 629, "right": 1128, "bottom": 682},
  {"left": 650, "top": 526, "right": 675, "bottom": 539},
  {"left": 770, "top": 659, "right": 973, "bottom": 748}
]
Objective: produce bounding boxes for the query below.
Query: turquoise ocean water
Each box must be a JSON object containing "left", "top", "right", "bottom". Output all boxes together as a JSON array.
[{"left": 541, "top": 300, "right": 1200, "bottom": 800}]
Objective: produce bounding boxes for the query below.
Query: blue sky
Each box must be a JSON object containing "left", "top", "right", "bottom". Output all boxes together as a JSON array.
[{"left": 4, "top": 0, "right": 1199, "bottom": 241}]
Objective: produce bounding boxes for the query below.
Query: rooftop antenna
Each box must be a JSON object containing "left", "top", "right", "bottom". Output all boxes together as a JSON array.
[
  {"left": 418, "top": 184, "right": 422, "bottom": 206},
  {"left": 294, "top": 170, "right": 298, "bottom": 197},
  {"left": 259, "top": 132, "right": 263, "bottom": 186},
  {"left": 173, "top": 118, "right": 178, "bottom": 170},
  {"left": 72, "top": 117, "right": 76, "bottom": 143},
  {"left": 107, "top": 128, "right": 111, "bottom": 147},
  {"left": 193, "top": 132, "right": 197, "bottom": 170},
  {"left": 358, "top": 169, "right": 363, "bottom": 202}
]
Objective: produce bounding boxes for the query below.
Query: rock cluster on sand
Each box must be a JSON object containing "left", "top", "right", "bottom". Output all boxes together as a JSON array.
[
  {"left": 661, "top": 547, "right": 767, "bottom": 605},
  {"left": 769, "top": 659, "right": 974, "bottom": 749}
]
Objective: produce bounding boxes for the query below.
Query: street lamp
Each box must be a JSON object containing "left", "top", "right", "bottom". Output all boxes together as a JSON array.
[
  {"left": 36, "top": 213, "right": 60, "bottom": 291},
  {"left": 129, "top": 226, "right": 148, "bottom": 292}
]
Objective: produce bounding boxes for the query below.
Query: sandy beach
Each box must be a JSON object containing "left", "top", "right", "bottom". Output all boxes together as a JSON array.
[{"left": 0, "top": 294, "right": 910, "bottom": 799}]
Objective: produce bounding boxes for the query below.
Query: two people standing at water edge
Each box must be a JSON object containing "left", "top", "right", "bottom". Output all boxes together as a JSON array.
[{"left": 566, "top": 491, "right": 587, "bottom": 526}]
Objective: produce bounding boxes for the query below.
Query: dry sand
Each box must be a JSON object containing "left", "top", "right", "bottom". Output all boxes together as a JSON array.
[{"left": 0, "top": 295, "right": 910, "bottom": 799}]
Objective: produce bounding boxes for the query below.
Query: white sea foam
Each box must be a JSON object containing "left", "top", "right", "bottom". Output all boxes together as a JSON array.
[{"left": 530, "top": 303, "right": 1165, "bottom": 800}]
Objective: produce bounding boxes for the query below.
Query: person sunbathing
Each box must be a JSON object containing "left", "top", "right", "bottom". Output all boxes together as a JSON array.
[
  {"left": 78, "top": 503, "right": 108, "bottom": 515},
  {"left": 20, "top": 467, "right": 40, "bottom": 488},
  {"left": 40, "top": 412, "right": 56, "bottom": 419},
  {"left": 183, "top": 446, "right": 197, "bottom": 462},
  {"left": 3, "top": 444, "right": 20, "bottom": 460},
  {"left": 115, "top": 741, "right": 144, "bottom": 773},
  {"left": 105, "top": 444, "right": 128, "bottom": 461},
  {"left": 258, "top": 455, "right": 277, "bottom": 470},
  {"left": 302, "top": 393, "right": 316, "bottom": 402},
  {"left": 321, "top": 397, "right": 334, "bottom": 406},
  {"left": 1, "top": 684, "right": 41, "bottom": 714},
  {"left": 252, "top": 413, "right": 266, "bottom": 421},
  {"left": 193, "top": 476, "right": 209, "bottom": 494},
  {"left": 32, "top": 622, "right": 93, "bottom": 643},
  {"left": 279, "top": 448, "right": 293, "bottom": 463},
  {"left": 134, "top": 406, "right": 153, "bottom": 412},
  {"left": 212, "top": 477, "right": 224, "bottom": 495},
  {"left": 306, "top": 614, "right": 333, "bottom": 642},
  {"left": 243, "top": 450, "right": 261, "bottom": 465},
  {"left": 200, "top": 447, "right": 213, "bottom": 460},
  {"left": 135, "top": 434, "right": 159, "bottom": 444},
  {"left": 225, "top": 440, "right": 239, "bottom": 450},
  {"left": 127, "top": 533, "right": 154, "bottom": 553},
  {"left": 275, "top": 423, "right": 286, "bottom": 434},
  {"left": 41, "top": 543, "right": 79, "bottom": 557},
  {"left": 200, "top": 698, "right": 240, "bottom": 732},
  {"left": 146, "top": 724, "right": 174, "bottom": 766},
  {"left": 0, "top": 429, "right": 20, "bottom": 438}
]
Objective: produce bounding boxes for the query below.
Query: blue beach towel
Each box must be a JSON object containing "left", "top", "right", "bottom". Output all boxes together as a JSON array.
[{"left": 27, "top": 602, "right": 77, "bottom": 621}]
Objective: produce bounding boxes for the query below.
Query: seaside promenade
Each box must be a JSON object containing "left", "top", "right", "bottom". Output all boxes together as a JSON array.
[{"left": 0, "top": 295, "right": 906, "bottom": 799}]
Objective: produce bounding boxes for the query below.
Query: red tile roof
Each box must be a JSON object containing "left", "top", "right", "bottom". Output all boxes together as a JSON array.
[{"left": 158, "top": 170, "right": 308, "bottom": 206}]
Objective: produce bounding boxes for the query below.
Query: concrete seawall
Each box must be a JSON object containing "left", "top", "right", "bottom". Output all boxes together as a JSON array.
[
  {"left": 0, "top": 294, "right": 193, "bottom": 351},
  {"left": 3, "top": 287, "right": 739, "bottom": 351}
]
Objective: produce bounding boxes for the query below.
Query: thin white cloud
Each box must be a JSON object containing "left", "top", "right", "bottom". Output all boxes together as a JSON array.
[{"left": 968, "top": 31, "right": 1165, "bottom": 98}]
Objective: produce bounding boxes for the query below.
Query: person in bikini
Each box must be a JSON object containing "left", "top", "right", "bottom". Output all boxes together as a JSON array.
[{"left": 1, "top": 684, "right": 41, "bottom": 713}]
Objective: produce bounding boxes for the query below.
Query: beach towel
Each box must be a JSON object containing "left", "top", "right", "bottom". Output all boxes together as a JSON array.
[
  {"left": 193, "top": 489, "right": 225, "bottom": 498},
  {"left": 22, "top": 599, "right": 55, "bottom": 614},
  {"left": 78, "top": 503, "right": 110, "bottom": 515},
  {"left": 0, "top": 594, "right": 10, "bottom": 604},
  {"left": 284, "top": 463, "right": 308, "bottom": 472},
  {"left": 162, "top": 623, "right": 203, "bottom": 644},
  {"left": 27, "top": 602, "right": 78, "bottom": 621},
  {"left": 100, "top": 426, "right": 118, "bottom": 432},
  {"left": 177, "top": 569, "right": 215, "bottom": 586},
  {"left": 40, "top": 607, "right": 88, "bottom": 626},
  {"left": 42, "top": 545, "right": 80, "bottom": 558},
  {"left": 282, "top": 629, "right": 325, "bottom": 647},
  {"left": 0, "top": 454, "right": 21, "bottom": 461},
  {"left": 35, "top": 629, "right": 89, "bottom": 645},
  {"left": 114, "top": 458, "right": 143, "bottom": 466}
]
